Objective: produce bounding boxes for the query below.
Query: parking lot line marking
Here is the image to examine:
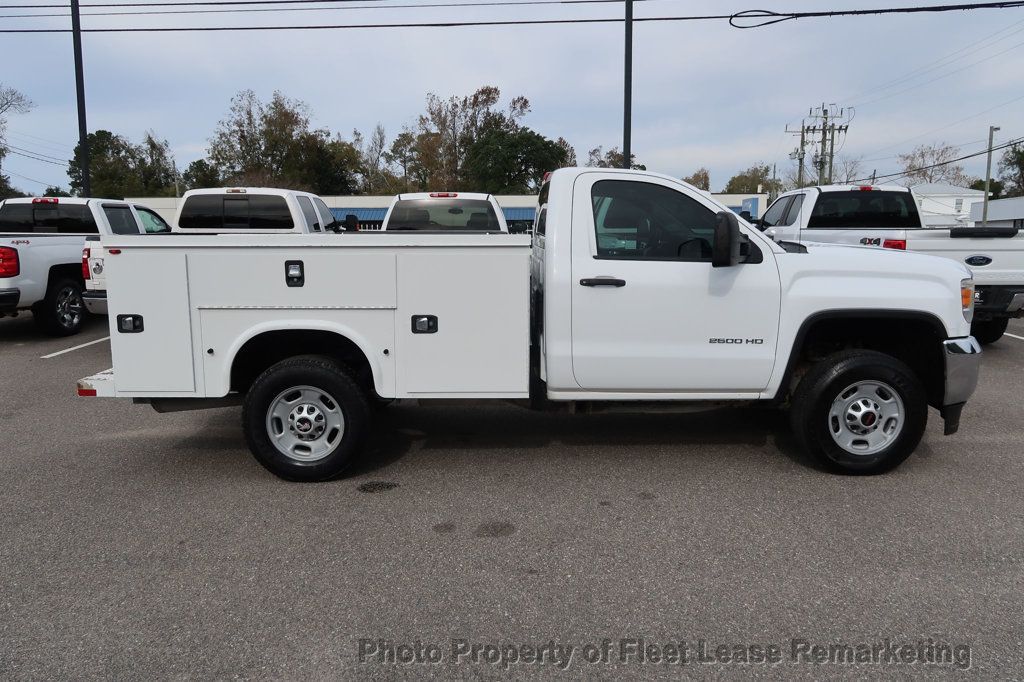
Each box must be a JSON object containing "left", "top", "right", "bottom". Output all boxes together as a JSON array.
[
  {"left": 1005, "top": 332, "right": 1024, "bottom": 342},
  {"left": 40, "top": 336, "right": 110, "bottom": 359}
]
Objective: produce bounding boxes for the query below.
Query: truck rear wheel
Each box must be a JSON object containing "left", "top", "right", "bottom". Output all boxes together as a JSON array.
[
  {"left": 33, "top": 278, "right": 85, "bottom": 337},
  {"left": 971, "top": 318, "right": 1008, "bottom": 345},
  {"left": 242, "top": 356, "right": 370, "bottom": 481},
  {"left": 789, "top": 350, "right": 927, "bottom": 474}
]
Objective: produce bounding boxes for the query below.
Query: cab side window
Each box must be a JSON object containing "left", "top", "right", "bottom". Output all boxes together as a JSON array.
[
  {"left": 297, "top": 196, "right": 322, "bottom": 232},
  {"left": 102, "top": 205, "right": 139, "bottom": 235},
  {"left": 760, "top": 196, "right": 792, "bottom": 228},
  {"left": 135, "top": 207, "right": 170, "bottom": 233},
  {"left": 591, "top": 180, "right": 716, "bottom": 262},
  {"left": 781, "top": 195, "right": 804, "bottom": 226}
]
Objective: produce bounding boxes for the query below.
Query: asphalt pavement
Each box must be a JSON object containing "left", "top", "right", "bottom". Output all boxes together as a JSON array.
[{"left": 1, "top": 314, "right": 1023, "bottom": 679}]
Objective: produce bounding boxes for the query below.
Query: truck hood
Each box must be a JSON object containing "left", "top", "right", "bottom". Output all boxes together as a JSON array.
[{"left": 776, "top": 240, "right": 972, "bottom": 338}]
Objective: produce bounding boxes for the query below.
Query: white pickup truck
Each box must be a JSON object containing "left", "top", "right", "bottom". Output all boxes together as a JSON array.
[
  {"left": 174, "top": 188, "right": 344, "bottom": 234},
  {"left": 1, "top": 196, "right": 163, "bottom": 335},
  {"left": 83, "top": 202, "right": 172, "bottom": 315},
  {"left": 381, "top": 192, "right": 508, "bottom": 232},
  {"left": 79, "top": 168, "right": 981, "bottom": 480},
  {"left": 759, "top": 184, "right": 1024, "bottom": 344}
]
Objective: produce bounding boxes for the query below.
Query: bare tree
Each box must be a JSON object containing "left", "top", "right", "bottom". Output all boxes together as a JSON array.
[
  {"left": 831, "top": 155, "right": 865, "bottom": 184},
  {"left": 897, "top": 142, "right": 969, "bottom": 187},
  {"left": 0, "top": 84, "right": 35, "bottom": 189}
]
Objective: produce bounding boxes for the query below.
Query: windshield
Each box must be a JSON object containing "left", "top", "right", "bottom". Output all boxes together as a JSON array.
[
  {"left": 808, "top": 191, "right": 920, "bottom": 229},
  {"left": 387, "top": 198, "right": 501, "bottom": 231}
]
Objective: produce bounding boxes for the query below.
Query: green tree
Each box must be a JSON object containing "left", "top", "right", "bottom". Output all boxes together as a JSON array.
[
  {"left": 182, "top": 159, "right": 220, "bottom": 190},
  {"left": 463, "top": 126, "right": 569, "bottom": 194},
  {"left": 682, "top": 168, "right": 710, "bottom": 191},
  {"left": 207, "top": 89, "right": 358, "bottom": 194},
  {"left": 586, "top": 146, "right": 645, "bottom": 170},
  {"left": 724, "top": 163, "right": 782, "bottom": 195},
  {"left": 68, "top": 130, "right": 178, "bottom": 198},
  {"left": 969, "top": 177, "right": 1004, "bottom": 200},
  {"left": 43, "top": 185, "right": 72, "bottom": 197},
  {"left": 997, "top": 143, "right": 1024, "bottom": 198}
]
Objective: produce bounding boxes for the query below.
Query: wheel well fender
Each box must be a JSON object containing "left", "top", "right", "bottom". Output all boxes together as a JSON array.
[
  {"left": 222, "top": 322, "right": 385, "bottom": 397},
  {"left": 777, "top": 309, "right": 948, "bottom": 406}
]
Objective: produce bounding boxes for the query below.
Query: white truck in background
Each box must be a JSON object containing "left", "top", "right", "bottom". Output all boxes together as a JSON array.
[
  {"left": 382, "top": 192, "right": 509, "bottom": 232},
  {"left": 79, "top": 168, "right": 980, "bottom": 481},
  {"left": 1, "top": 196, "right": 163, "bottom": 335},
  {"left": 83, "top": 202, "right": 172, "bottom": 315},
  {"left": 173, "top": 188, "right": 345, "bottom": 234},
  {"left": 758, "top": 184, "right": 1024, "bottom": 344}
]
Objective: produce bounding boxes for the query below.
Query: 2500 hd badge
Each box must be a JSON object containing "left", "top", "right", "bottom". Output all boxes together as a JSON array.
[{"left": 709, "top": 338, "right": 765, "bottom": 344}]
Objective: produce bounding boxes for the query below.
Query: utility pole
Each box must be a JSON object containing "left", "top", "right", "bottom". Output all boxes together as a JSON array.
[
  {"left": 622, "top": 0, "right": 633, "bottom": 169},
  {"left": 818, "top": 104, "right": 829, "bottom": 185},
  {"left": 982, "top": 124, "right": 1000, "bottom": 227},
  {"left": 71, "top": 0, "right": 90, "bottom": 196},
  {"left": 786, "top": 121, "right": 808, "bottom": 187}
]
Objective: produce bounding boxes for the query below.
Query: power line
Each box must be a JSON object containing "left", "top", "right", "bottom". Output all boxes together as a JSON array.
[
  {"left": 2, "top": 142, "right": 68, "bottom": 163},
  {"left": 0, "top": 0, "right": 648, "bottom": 18},
  {"left": 5, "top": 129, "right": 76, "bottom": 152},
  {"left": 852, "top": 135, "right": 1024, "bottom": 183},
  {"left": 841, "top": 17, "right": 1024, "bottom": 103},
  {"left": 859, "top": 91, "right": 1024, "bottom": 157},
  {"left": 2, "top": 148, "right": 70, "bottom": 166},
  {"left": 851, "top": 36, "right": 1024, "bottom": 107},
  {"left": 3, "top": 1, "right": 1023, "bottom": 32},
  {"left": 4, "top": 169, "right": 63, "bottom": 187},
  {"left": 5, "top": 0, "right": 395, "bottom": 8}
]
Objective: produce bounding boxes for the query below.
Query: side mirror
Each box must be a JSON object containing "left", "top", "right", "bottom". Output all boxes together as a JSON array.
[{"left": 713, "top": 211, "right": 742, "bottom": 268}]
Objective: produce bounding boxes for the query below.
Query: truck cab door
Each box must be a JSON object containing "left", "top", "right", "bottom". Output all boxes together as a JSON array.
[{"left": 569, "top": 173, "right": 782, "bottom": 393}]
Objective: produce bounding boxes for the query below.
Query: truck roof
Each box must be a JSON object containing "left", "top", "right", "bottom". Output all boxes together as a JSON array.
[
  {"left": 1, "top": 196, "right": 125, "bottom": 205},
  {"left": 181, "top": 187, "right": 322, "bottom": 199},
  {"left": 781, "top": 184, "right": 910, "bottom": 196},
  {"left": 394, "top": 192, "right": 493, "bottom": 201}
]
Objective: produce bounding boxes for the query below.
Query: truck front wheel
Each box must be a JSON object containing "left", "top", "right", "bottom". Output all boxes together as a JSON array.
[
  {"left": 242, "top": 356, "right": 370, "bottom": 481},
  {"left": 789, "top": 350, "right": 927, "bottom": 474},
  {"left": 971, "top": 317, "right": 1008, "bottom": 345}
]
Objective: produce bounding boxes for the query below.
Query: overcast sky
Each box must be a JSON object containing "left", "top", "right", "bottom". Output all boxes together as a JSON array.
[{"left": 1, "top": 0, "right": 1023, "bottom": 193}]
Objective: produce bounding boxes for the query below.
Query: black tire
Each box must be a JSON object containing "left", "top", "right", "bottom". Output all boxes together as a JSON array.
[
  {"left": 33, "top": 278, "right": 85, "bottom": 337},
  {"left": 971, "top": 317, "right": 1008, "bottom": 345},
  {"left": 242, "top": 355, "right": 370, "bottom": 482},
  {"left": 789, "top": 350, "right": 927, "bottom": 475}
]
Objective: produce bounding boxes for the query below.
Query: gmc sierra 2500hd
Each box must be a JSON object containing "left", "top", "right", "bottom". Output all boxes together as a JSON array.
[{"left": 79, "top": 168, "right": 981, "bottom": 480}]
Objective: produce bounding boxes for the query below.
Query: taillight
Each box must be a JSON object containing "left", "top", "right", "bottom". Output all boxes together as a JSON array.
[
  {"left": 429, "top": 192, "right": 457, "bottom": 198},
  {"left": 32, "top": 197, "right": 59, "bottom": 204},
  {"left": 882, "top": 239, "right": 906, "bottom": 250},
  {"left": 857, "top": 186, "right": 875, "bottom": 192},
  {"left": 0, "top": 246, "right": 19, "bottom": 278},
  {"left": 82, "top": 247, "right": 91, "bottom": 280}
]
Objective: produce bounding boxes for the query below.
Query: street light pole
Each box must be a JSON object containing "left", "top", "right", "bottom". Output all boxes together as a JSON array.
[
  {"left": 982, "top": 125, "right": 1000, "bottom": 227},
  {"left": 622, "top": 0, "right": 633, "bottom": 169},
  {"left": 71, "top": 0, "right": 91, "bottom": 196}
]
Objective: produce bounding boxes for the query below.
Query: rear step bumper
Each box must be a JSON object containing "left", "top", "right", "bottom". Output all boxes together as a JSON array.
[{"left": 77, "top": 369, "right": 115, "bottom": 397}]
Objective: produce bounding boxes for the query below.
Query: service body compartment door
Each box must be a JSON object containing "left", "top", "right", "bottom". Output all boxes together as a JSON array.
[
  {"left": 396, "top": 251, "right": 529, "bottom": 396},
  {"left": 106, "top": 249, "right": 196, "bottom": 393}
]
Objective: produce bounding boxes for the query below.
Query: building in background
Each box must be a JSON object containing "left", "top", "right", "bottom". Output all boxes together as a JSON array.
[
  {"left": 910, "top": 183, "right": 986, "bottom": 227},
  {"left": 969, "top": 196, "right": 1024, "bottom": 229}
]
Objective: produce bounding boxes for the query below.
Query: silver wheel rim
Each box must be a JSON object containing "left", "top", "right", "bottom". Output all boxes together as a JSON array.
[
  {"left": 828, "top": 380, "right": 905, "bottom": 456},
  {"left": 56, "top": 286, "right": 83, "bottom": 329},
  {"left": 265, "top": 385, "right": 345, "bottom": 462}
]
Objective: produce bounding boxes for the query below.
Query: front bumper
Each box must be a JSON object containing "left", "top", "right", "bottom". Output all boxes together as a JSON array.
[
  {"left": 940, "top": 336, "right": 982, "bottom": 435},
  {"left": 974, "top": 285, "right": 1024, "bottom": 320},
  {"left": 82, "top": 290, "right": 107, "bottom": 315},
  {"left": 0, "top": 287, "right": 20, "bottom": 313}
]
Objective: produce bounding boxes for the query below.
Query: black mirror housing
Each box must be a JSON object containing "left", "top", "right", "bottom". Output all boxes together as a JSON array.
[{"left": 713, "top": 211, "right": 742, "bottom": 268}]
